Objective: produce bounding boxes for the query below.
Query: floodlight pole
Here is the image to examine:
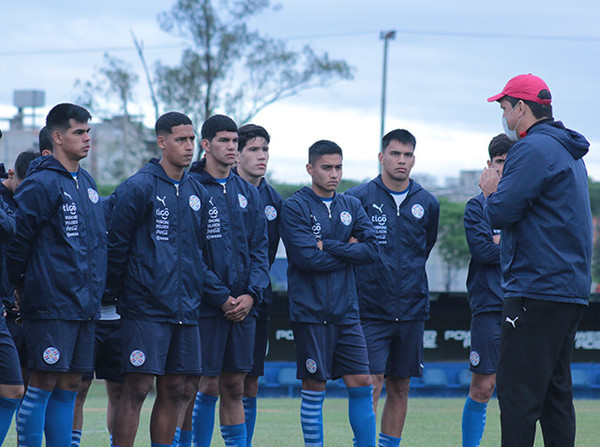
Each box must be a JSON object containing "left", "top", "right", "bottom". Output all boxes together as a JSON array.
[{"left": 379, "top": 30, "right": 396, "bottom": 171}]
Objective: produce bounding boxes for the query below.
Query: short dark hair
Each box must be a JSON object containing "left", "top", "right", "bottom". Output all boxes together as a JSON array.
[
  {"left": 201, "top": 114, "right": 237, "bottom": 141},
  {"left": 488, "top": 134, "right": 513, "bottom": 160},
  {"left": 45, "top": 103, "right": 92, "bottom": 135},
  {"left": 505, "top": 91, "right": 553, "bottom": 119},
  {"left": 38, "top": 126, "right": 53, "bottom": 154},
  {"left": 14, "top": 150, "right": 40, "bottom": 180},
  {"left": 382, "top": 129, "right": 416, "bottom": 152},
  {"left": 155, "top": 111, "right": 193, "bottom": 137},
  {"left": 237, "top": 124, "right": 270, "bottom": 152},
  {"left": 308, "top": 140, "right": 343, "bottom": 164}
]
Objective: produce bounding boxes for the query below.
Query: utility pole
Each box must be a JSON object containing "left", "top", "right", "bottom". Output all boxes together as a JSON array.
[{"left": 379, "top": 30, "right": 396, "bottom": 162}]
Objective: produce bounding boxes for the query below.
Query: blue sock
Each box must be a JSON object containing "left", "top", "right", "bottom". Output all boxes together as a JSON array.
[
  {"left": 243, "top": 396, "right": 257, "bottom": 446},
  {"left": 348, "top": 385, "right": 376, "bottom": 447},
  {"left": 0, "top": 396, "right": 20, "bottom": 443},
  {"left": 300, "top": 389, "right": 325, "bottom": 447},
  {"left": 462, "top": 396, "right": 487, "bottom": 447},
  {"left": 151, "top": 444, "right": 171, "bottom": 447},
  {"left": 44, "top": 388, "right": 77, "bottom": 446},
  {"left": 179, "top": 429, "right": 193, "bottom": 447},
  {"left": 192, "top": 392, "right": 218, "bottom": 447},
  {"left": 220, "top": 423, "right": 246, "bottom": 447},
  {"left": 171, "top": 426, "right": 181, "bottom": 446},
  {"left": 71, "top": 428, "right": 83, "bottom": 446},
  {"left": 379, "top": 432, "right": 401, "bottom": 447},
  {"left": 17, "top": 386, "right": 52, "bottom": 447}
]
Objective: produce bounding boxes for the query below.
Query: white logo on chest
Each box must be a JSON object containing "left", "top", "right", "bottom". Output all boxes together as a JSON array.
[{"left": 156, "top": 195, "right": 167, "bottom": 207}]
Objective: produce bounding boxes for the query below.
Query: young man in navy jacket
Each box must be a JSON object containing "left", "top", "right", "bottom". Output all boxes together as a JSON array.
[
  {"left": 234, "top": 124, "right": 283, "bottom": 447},
  {"left": 346, "top": 129, "right": 439, "bottom": 447},
  {"left": 461, "top": 134, "right": 512, "bottom": 447},
  {"left": 0, "top": 131, "right": 25, "bottom": 444},
  {"left": 187, "top": 115, "right": 269, "bottom": 447},
  {"left": 7, "top": 103, "right": 107, "bottom": 445},
  {"left": 281, "top": 140, "right": 378, "bottom": 447},
  {"left": 107, "top": 112, "right": 226, "bottom": 447},
  {"left": 0, "top": 150, "right": 39, "bottom": 384},
  {"left": 482, "top": 74, "right": 592, "bottom": 447}
]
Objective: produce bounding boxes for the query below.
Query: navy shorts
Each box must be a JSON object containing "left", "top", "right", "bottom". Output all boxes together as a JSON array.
[
  {"left": 25, "top": 319, "right": 95, "bottom": 373},
  {"left": 361, "top": 319, "right": 424, "bottom": 378},
  {"left": 0, "top": 314, "right": 23, "bottom": 385},
  {"left": 82, "top": 319, "right": 124, "bottom": 382},
  {"left": 199, "top": 315, "right": 256, "bottom": 376},
  {"left": 469, "top": 311, "right": 502, "bottom": 374},
  {"left": 121, "top": 319, "right": 201, "bottom": 375},
  {"left": 291, "top": 322, "right": 370, "bottom": 381},
  {"left": 6, "top": 314, "right": 27, "bottom": 367},
  {"left": 247, "top": 319, "right": 268, "bottom": 377}
]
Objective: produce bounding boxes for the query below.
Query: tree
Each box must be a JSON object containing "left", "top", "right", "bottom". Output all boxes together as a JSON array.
[
  {"left": 74, "top": 53, "right": 139, "bottom": 120},
  {"left": 155, "top": 0, "right": 353, "bottom": 125},
  {"left": 436, "top": 197, "right": 470, "bottom": 292},
  {"left": 73, "top": 54, "right": 154, "bottom": 183},
  {"left": 99, "top": 54, "right": 139, "bottom": 121}
]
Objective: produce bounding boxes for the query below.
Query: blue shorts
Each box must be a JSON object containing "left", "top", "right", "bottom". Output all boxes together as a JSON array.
[
  {"left": 247, "top": 319, "right": 268, "bottom": 377},
  {"left": 0, "top": 315, "right": 23, "bottom": 385},
  {"left": 469, "top": 311, "right": 502, "bottom": 374},
  {"left": 25, "top": 319, "right": 95, "bottom": 373},
  {"left": 6, "top": 314, "right": 27, "bottom": 367},
  {"left": 361, "top": 319, "right": 424, "bottom": 378},
  {"left": 82, "top": 319, "right": 124, "bottom": 382},
  {"left": 291, "top": 322, "right": 370, "bottom": 381},
  {"left": 121, "top": 319, "right": 201, "bottom": 375},
  {"left": 198, "top": 315, "right": 255, "bottom": 376}
]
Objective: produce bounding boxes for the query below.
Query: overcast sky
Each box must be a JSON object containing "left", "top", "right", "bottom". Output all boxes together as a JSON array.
[{"left": 2, "top": 0, "right": 599, "bottom": 184}]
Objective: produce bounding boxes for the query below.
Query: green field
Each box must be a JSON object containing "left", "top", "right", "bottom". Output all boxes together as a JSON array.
[{"left": 5, "top": 380, "right": 600, "bottom": 446}]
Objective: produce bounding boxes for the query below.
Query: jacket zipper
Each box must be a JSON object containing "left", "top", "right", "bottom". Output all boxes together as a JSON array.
[
  {"left": 325, "top": 198, "right": 333, "bottom": 323},
  {"left": 176, "top": 181, "right": 182, "bottom": 323},
  {"left": 76, "top": 175, "right": 91, "bottom": 319}
]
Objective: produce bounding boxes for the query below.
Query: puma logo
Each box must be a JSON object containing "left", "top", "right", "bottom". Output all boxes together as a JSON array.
[
  {"left": 506, "top": 316, "right": 519, "bottom": 328},
  {"left": 63, "top": 192, "right": 73, "bottom": 200},
  {"left": 372, "top": 203, "right": 384, "bottom": 213},
  {"left": 156, "top": 195, "right": 167, "bottom": 207}
]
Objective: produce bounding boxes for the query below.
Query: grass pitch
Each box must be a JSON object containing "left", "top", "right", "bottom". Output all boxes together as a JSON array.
[{"left": 5, "top": 380, "right": 599, "bottom": 446}]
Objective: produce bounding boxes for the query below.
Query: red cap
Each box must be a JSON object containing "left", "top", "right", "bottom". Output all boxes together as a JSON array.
[{"left": 487, "top": 74, "right": 552, "bottom": 105}]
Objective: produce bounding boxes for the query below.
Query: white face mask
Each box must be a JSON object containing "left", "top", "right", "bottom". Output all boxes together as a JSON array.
[{"left": 502, "top": 103, "right": 522, "bottom": 142}]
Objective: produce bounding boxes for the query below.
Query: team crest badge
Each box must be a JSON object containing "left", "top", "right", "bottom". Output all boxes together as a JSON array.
[
  {"left": 265, "top": 205, "right": 277, "bottom": 221},
  {"left": 238, "top": 194, "right": 248, "bottom": 209},
  {"left": 411, "top": 204, "right": 424, "bottom": 219},
  {"left": 87, "top": 188, "right": 99, "bottom": 204},
  {"left": 469, "top": 351, "right": 480, "bottom": 367},
  {"left": 189, "top": 195, "right": 201, "bottom": 211},
  {"left": 340, "top": 211, "right": 352, "bottom": 226},
  {"left": 130, "top": 350, "right": 146, "bottom": 367},
  {"left": 306, "top": 358, "right": 318, "bottom": 374},
  {"left": 43, "top": 347, "right": 60, "bottom": 365}
]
